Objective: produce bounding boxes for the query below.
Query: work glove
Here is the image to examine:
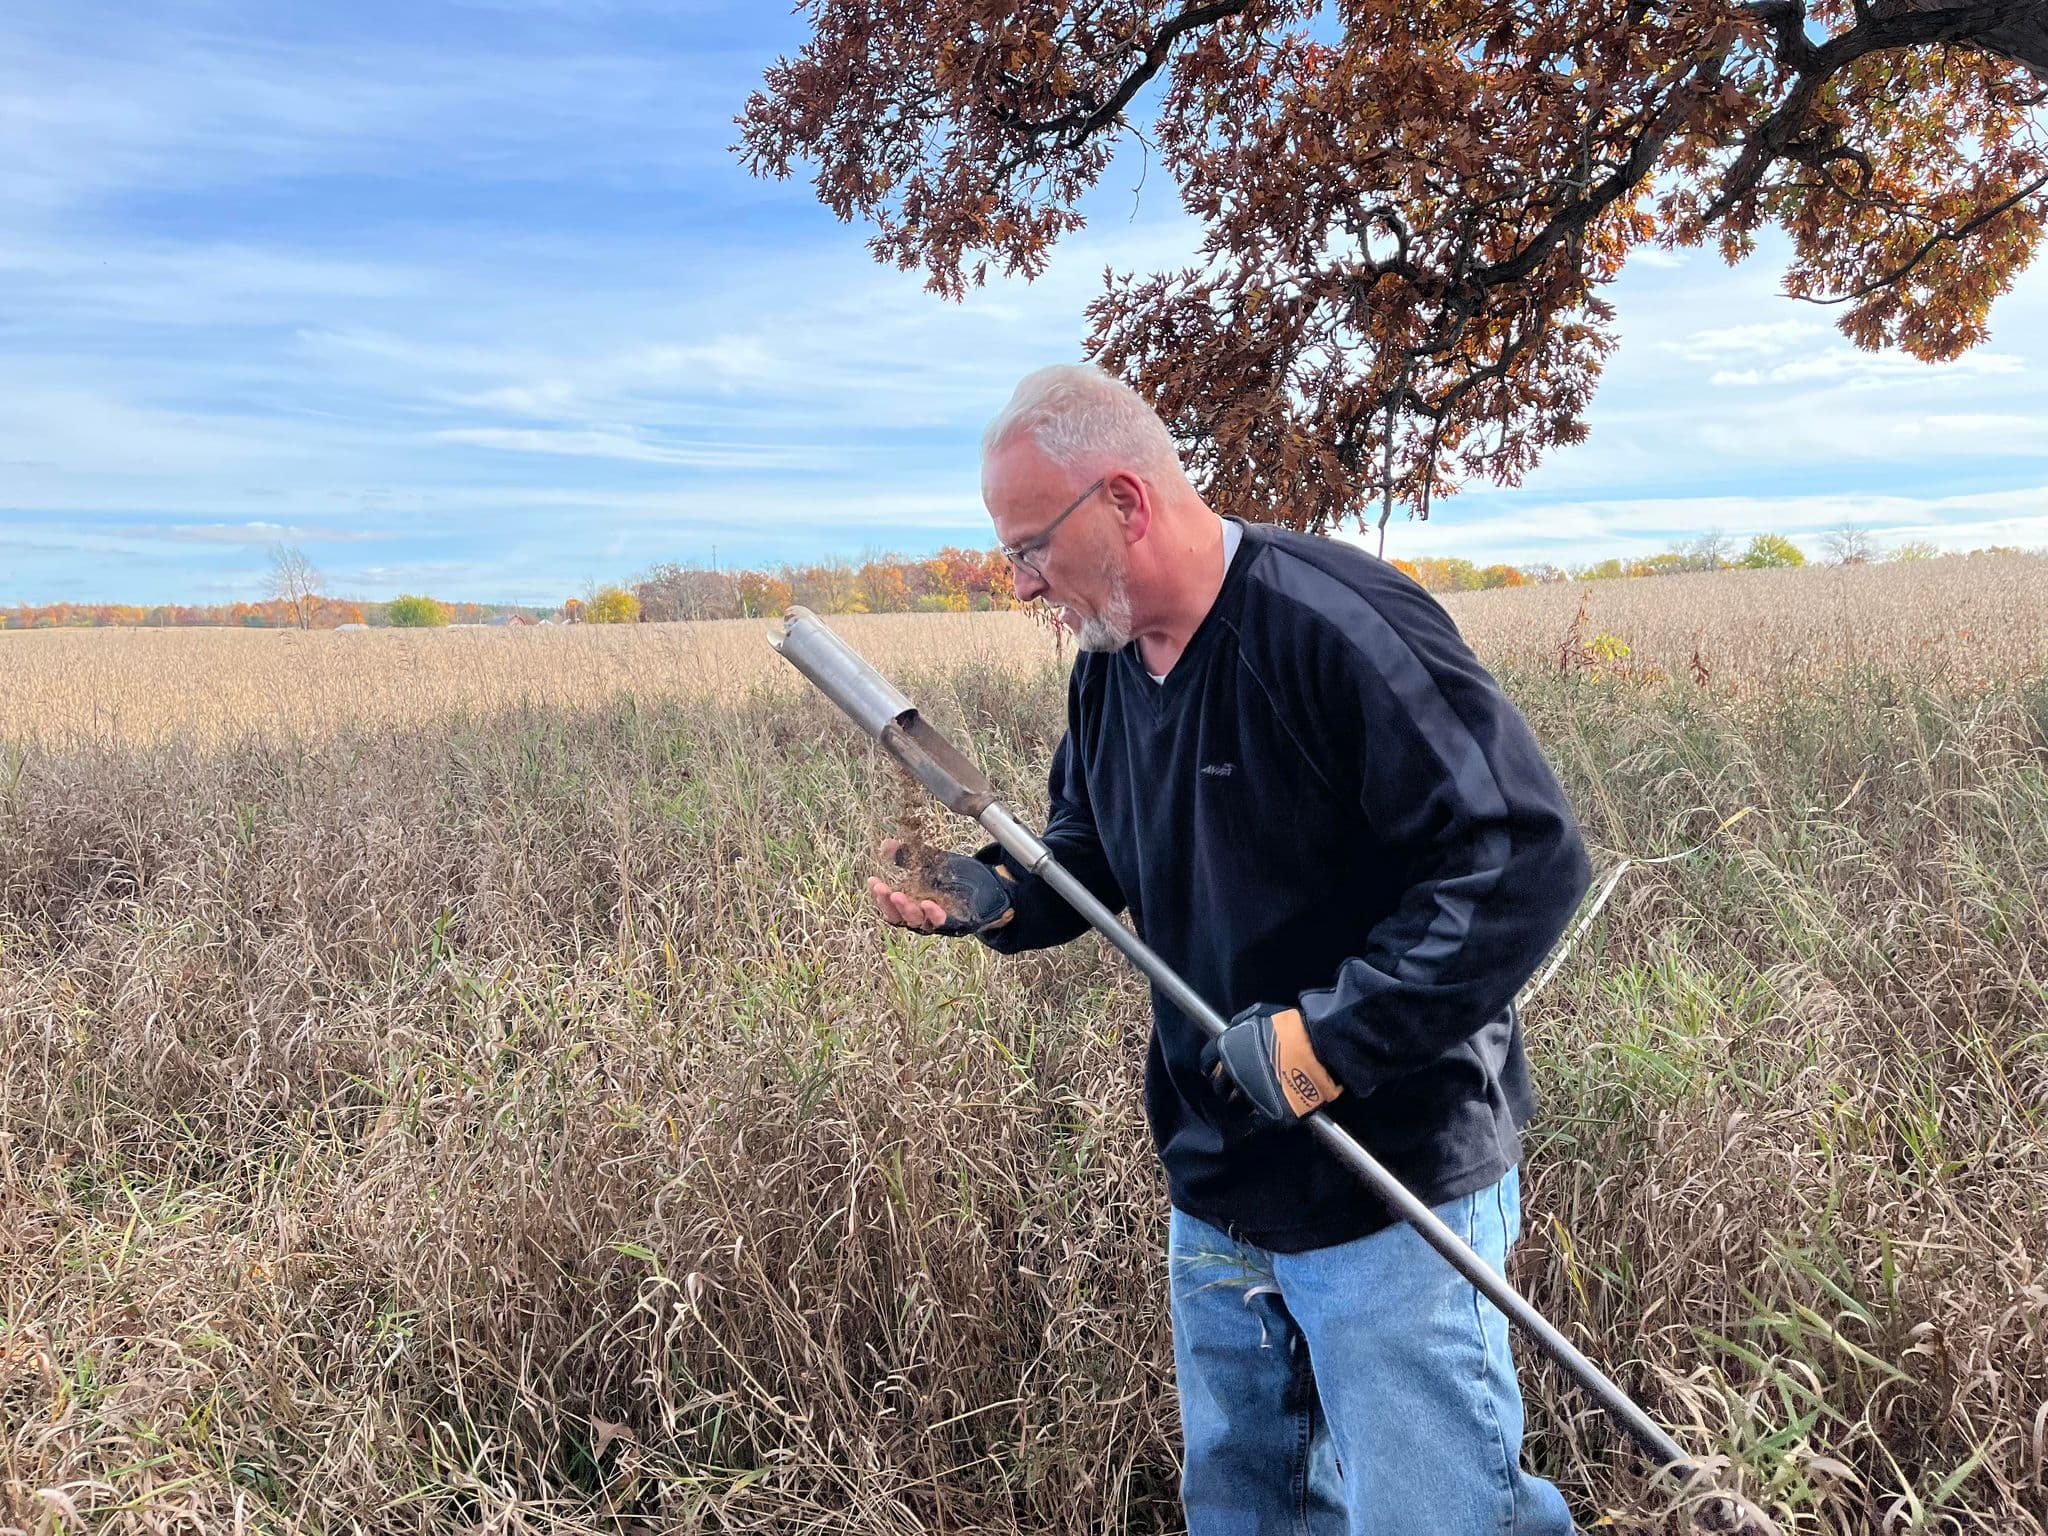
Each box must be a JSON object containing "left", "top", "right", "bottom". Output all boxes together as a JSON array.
[
  {"left": 879, "top": 845, "right": 1015, "bottom": 936},
  {"left": 1202, "top": 1003, "right": 1345, "bottom": 1127}
]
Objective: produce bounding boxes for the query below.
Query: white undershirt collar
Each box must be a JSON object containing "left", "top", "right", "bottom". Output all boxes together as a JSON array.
[{"left": 1147, "top": 516, "right": 1242, "bottom": 684}]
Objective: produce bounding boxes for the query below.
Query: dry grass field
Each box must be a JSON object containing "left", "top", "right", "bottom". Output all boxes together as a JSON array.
[
  {"left": 1442, "top": 551, "right": 2048, "bottom": 684},
  {"left": 3, "top": 554, "right": 2047, "bottom": 1534},
  {"left": 2, "top": 552, "right": 2041, "bottom": 747},
  {"left": 0, "top": 612, "right": 1057, "bottom": 748}
]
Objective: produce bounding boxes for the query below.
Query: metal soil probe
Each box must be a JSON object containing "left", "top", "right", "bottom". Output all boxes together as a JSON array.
[{"left": 771, "top": 605, "right": 1771, "bottom": 1533}]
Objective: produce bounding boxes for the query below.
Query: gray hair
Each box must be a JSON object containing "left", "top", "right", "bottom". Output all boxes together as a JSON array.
[{"left": 981, "top": 364, "right": 1185, "bottom": 483}]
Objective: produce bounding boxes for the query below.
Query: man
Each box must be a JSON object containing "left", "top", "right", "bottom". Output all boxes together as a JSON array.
[{"left": 867, "top": 364, "right": 1590, "bottom": 1535}]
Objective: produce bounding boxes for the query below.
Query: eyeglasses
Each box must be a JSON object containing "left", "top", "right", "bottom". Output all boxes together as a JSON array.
[{"left": 998, "top": 476, "right": 1105, "bottom": 582}]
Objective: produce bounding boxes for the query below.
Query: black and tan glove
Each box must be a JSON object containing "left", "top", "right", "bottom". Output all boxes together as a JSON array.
[
  {"left": 1201, "top": 1004, "right": 1344, "bottom": 1126},
  {"left": 887, "top": 846, "right": 1015, "bottom": 936}
]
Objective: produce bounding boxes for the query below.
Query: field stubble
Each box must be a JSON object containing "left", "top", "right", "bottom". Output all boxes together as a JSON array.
[{"left": 2, "top": 556, "right": 2046, "bottom": 1533}]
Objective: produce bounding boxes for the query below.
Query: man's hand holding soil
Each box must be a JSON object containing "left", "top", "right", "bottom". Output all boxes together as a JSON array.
[{"left": 865, "top": 839, "right": 1013, "bottom": 936}]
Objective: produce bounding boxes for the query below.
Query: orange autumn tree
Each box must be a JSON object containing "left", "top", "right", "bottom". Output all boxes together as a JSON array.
[
  {"left": 741, "top": 0, "right": 2046, "bottom": 540},
  {"left": 858, "top": 559, "right": 912, "bottom": 614}
]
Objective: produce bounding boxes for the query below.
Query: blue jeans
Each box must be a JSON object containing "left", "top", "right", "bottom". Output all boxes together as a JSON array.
[{"left": 1168, "top": 1167, "right": 1575, "bottom": 1535}]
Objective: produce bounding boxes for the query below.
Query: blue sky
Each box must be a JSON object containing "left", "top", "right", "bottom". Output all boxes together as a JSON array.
[{"left": 4, "top": 2, "right": 2045, "bottom": 606}]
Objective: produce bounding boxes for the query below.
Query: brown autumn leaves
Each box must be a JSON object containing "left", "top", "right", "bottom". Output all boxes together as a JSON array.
[{"left": 740, "top": 0, "right": 2047, "bottom": 536}]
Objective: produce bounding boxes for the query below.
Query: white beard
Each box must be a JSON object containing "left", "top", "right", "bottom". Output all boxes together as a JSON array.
[{"left": 1073, "top": 567, "right": 1135, "bottom": 652}]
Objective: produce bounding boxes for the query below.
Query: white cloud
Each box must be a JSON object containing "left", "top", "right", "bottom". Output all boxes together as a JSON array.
[
  {"left": 1379, "top": 484, "right": 2048, "bottom": 568},
  {"left": 0, "top": 13, "right": 742, "bottom": 221},
  {"left": 1628, "top": 247, "right": 1691, "bottom": 270},
  {"left": 0, "top": 388, "right": 322, "bottom": 476},
  {"left": 118, "top": 521, "right": 392, "bottom": 546},
  {"left": 0, "top": 238, "right": 426, "bottom": 328},
  {"left": 430, "top": 427, "right": 842, "bottom": 470},
  {"left": 1692, "top": 406, "right": 2048, "bottom": 463},
  {"left": 1710, "top": 349, "right": 2025, "bottom": 389},
  {"left": 268, "top": 208, "right": 1206, "bottom": 454},
  {"left": 1669, "top": 316, "right": 1829, "bottom": 360}
]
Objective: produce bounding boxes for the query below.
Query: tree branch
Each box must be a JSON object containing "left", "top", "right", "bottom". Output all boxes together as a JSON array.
[
  {"left": 1795, "top": 167, "right": 2048, "bottom": 304},
  {"left": 1464, "top": 54, "right": 1721, "bottom": 294},
  {"left": 990, "top": 0, "right": 1252, "bottom": 145},
  {"left": 1710, "top": 0, "right": 2040, "bottom": 225}
]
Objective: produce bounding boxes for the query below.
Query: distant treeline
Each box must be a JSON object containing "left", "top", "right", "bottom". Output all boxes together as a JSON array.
[
  {"left": 1389, "top": 533, "right": 2037, "bottom": 593},
  {"left": 625, "top": 550, "right": 1020, "bottom": 620},
  {"left": 638, "top": 536, "right": 2030, "bottom": 617},
  {"left": 0, "top": 597, "right": 538, "bottom": 631},
  {"left": 8, "top": 534, "right": 2033, "bottom": 630}
]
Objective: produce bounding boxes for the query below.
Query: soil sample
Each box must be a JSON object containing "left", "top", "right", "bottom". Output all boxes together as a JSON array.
[{"left": 885, "top": 760, "right": 954, "bottom": 907}]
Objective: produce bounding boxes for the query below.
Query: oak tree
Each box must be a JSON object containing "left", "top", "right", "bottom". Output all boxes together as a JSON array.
[{"left": 741, "top": 0, "right": 2047, "bottom": 536}]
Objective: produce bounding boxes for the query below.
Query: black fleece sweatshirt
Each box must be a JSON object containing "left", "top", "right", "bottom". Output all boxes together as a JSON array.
[{"left": 977, "top": 518, "right": 1591, "bottom": 1252}]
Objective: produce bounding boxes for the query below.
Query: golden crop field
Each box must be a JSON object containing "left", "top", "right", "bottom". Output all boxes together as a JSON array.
[
  {"left": 4, "top": 554, "right": 2047, "bottom": 1534},
  {"left": 1438, "top": 551, "right": 2048, "bottom": 684},
  {"left": 0, "top": 611, "right": 1058, "bottom": 747},
  {"left": 3, "top": 552, "right": 2041, "bottom": 746}
]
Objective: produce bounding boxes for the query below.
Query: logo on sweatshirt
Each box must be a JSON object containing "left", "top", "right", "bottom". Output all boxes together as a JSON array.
[{"left": 1200, "top": 762, "right": 1236, "bottom": 778}]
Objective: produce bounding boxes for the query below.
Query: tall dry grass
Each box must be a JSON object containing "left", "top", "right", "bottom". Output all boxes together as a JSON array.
[
  {"left": 3, "top": 561, "right": 2046, "bottom": 1533},
  {"left": 0, "top": 614, "right": 1055, "bottom": 748},
  {"left": 1438, "top": 552, "right": 2047, "bottom": 685},
  {"left": 4, "top": 552, "right": 2041, "bottom": 747}
]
